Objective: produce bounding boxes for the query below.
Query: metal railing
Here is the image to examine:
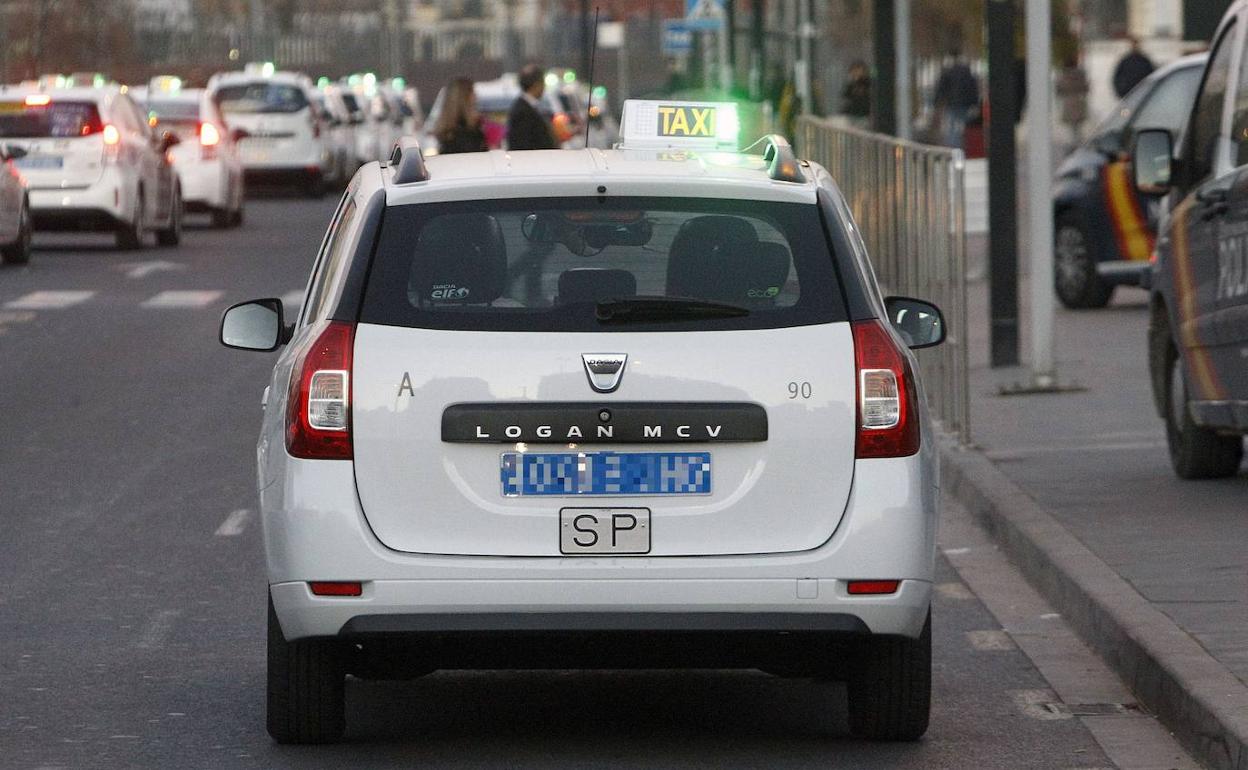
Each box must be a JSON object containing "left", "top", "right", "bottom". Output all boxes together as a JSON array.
[{"left": 798, "top": 115, "right": 971, "bottom": 444}]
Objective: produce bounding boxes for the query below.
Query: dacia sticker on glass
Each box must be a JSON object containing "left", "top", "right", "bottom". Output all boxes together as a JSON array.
[
  {"left": 657, "top": 105, "right": 717, "bottom": 138},
  {"left": 501, "top": 451, "right": 712, "bottom": 497},
  {"left": 431, "top": 284, "right": 469, "bottom": 301}
]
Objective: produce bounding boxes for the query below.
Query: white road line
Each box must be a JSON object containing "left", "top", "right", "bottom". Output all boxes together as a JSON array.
[
  {"left": 135, "top": 609, "right": 181, "bottom": 650},
  {"left": 141, "top": 290, "right": 224, "bottom": 309},
  {"left": 5, "top": 290, "right": 95, "bottom": 310},
  {"left": 966, "top": 629, "right": 1018, "bottom": 651},
  {"left": 935, "top": 581, "right": 976, "bottom": 600},
  {"left": 214, "top": 509, "right": 251, "bottom": 537}
]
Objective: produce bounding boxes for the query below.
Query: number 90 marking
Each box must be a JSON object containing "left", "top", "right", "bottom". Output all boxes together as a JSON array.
[{"left": 788, "top": 381, "right": 812, "bottom": 399}]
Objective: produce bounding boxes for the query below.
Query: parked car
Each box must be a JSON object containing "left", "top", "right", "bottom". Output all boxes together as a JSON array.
[
  {"left": 312, "top": 84, "right": 360, "bottom": 188},
  {"left": 1133, "top": 5, "right": 1248, "bottom": 478},
  {"left": 1053, "top": 54, "right": 1205, "bottom": 308}
]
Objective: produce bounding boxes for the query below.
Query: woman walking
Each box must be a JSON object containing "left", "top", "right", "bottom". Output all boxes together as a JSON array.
[{"left": 435, "top": 78, "right": 488, "bottom": 154}]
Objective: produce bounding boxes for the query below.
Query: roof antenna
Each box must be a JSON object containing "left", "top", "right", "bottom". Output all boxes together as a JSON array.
[{"left": 584, "top": 6, "right": 601, "bottom": 148}]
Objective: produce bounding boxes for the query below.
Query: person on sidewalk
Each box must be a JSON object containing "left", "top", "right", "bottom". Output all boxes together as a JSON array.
[
  {"left": 1112, "top": 37, "right": 1155, "bottom": 98},
  {"left": 506, "top": 64, "right": 558, "bottom": 151},
  {"left": 934, "top": 50, "right": 980, "bottom": 149},
  {"left": 1056, "top": 53, "right": 1090, "bottom": 152},
  {"left": 842, "top": 60, "right": 872, "bottom": 129},
  {"left": 434, "top": 78, "right": 488, "bottom": 154}
]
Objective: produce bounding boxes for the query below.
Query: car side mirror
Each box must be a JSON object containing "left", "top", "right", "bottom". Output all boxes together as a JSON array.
[
  {"left": 158, "top": 129, "right": 180, "bottom": 152},
  {"left": 220, "top": 298, "right": 291, "bottom": 352},
  {"left": 884, "top": 296, "right": 945, "bottom": 349},
  {"left": 230, "top": 127, "right": 250, "bottom": 143},
  {"left": 1133, "top": 129, "right": 1174, "bottom": 195},
  {"left": 1, "top": 145, "right": 27, "bottom": 161}
]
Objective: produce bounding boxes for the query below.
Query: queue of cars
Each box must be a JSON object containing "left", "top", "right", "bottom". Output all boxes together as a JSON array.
[{"left": 0, "top": 65, "right": 422, "bottom": 257}]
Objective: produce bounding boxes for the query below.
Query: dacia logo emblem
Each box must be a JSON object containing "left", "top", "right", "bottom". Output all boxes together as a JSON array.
[{"left": 582, "top": 353, "right": 627, "bottom": 393}]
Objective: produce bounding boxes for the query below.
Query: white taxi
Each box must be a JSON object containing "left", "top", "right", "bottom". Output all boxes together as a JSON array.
[
  {"left": 207, "top": 66, "right": 332, "bottom": 197},
  {"left": 140, "top": 78, "right": 245, "bottom": 228},
  {"left": 0, "top": 86, "right": 183, "bottom": 249},
  {"left": 221, "top": 101, "right": 944, "bottom": 744}
]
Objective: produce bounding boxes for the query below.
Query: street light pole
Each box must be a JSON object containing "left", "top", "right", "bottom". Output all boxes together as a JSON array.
[{"left": 1025, "top": 0, "right": 1056, "bottom": 387}]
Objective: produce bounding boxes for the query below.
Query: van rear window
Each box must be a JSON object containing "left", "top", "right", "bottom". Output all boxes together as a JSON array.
[
  {"left": 360, "top": 197, "right": 845, "bottom": 332},
  {"left": 0, "top": 101, "right": 102, "bottom": 138}
]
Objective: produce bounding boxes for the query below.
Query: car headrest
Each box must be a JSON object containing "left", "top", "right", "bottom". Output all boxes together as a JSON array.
[
  {"left": 408, "top": 214, "right": 507, "bottom": 306},
  {"left": 666, "top": 215, "right": 760, "bottom": 297},
  {"left": 556, "top": 268, "right": 637, "bottom": 305},
  {"left": 668, "top": 240, "right": 791, "bottom": 307}
]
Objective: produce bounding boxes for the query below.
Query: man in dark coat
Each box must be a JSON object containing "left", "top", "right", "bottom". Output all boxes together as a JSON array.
[
  {"left": 1112, "top": 37, "right": 1155, "bottom": 98},
  {"left": 506, "top": 65, "right": 558, "bottom": 151}
]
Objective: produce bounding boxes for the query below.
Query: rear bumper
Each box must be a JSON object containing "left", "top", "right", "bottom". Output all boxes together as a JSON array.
[
  {"left": 1096, "top": 259, "right": 1149, "bottom": 286},
  {"left": 175, "top": 160, "right": 228, "bottom": 209},
  {"left": 260, "top": 440, "right": 940, "bottom": 642},
  {"left": 28, "top": 172, "right": 128, "bottom": 229},
  {"left": 270, "top": 578, "right": 929, "bottom": 641}
]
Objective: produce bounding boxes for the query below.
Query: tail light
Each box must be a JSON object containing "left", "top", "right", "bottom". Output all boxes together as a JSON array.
[
  {"left": 199, "top": 121, "right": 220, "bottom": 160},
  {"left": 286, "top": 320, "right": 354, "bottom": 460},
  {"left": 102, "top": 123, "right": 122, "bottom": 163},
  {"left": 852, "top": 319, "right": 920, "bottom": 458}
]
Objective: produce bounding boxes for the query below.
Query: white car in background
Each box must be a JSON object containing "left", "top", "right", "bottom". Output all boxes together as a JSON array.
[
  {"left": 0, "top": 86, "right": 182, "bottom": 249},
  {"left": 312, "top": 85, "right": 359, "bottom": 188},
  {"left": 140, "top": 82, "right": 245, "bottom": 228},
  {"left": 0, "top": 143, "right": 32, "bottom": 264},
  {"left": 208, "top": 67, "right": 332, "bottom": 197}
]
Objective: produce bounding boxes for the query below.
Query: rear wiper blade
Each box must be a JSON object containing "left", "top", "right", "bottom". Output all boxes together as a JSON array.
[{"left": 594, "top": 296, "right": 750, "bottom": 323}]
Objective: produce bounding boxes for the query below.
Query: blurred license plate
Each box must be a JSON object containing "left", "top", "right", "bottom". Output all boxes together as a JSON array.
[
  {"left": 16, "top": 155, "right": 61, "bottom": 169},
  {"left": 501, "top": 451, "right": 711, "bottom": 497}
]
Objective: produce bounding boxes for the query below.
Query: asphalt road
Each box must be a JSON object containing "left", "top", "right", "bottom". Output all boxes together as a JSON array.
[{"left": 0, "top": 198, "right": 1189, "bottom": 768}]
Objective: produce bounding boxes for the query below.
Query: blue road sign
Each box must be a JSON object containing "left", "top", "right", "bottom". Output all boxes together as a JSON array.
[{"left": 662, "top": 20, "right": 694, "bottom": 55}]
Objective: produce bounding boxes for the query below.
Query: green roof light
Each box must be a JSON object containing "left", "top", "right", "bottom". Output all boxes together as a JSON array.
[
  {"left": 591, "top": 85, "right": 607, "bottom": 99},
  {"left": 715, "top": 103, "right": 741, "bottom": 147},
  {"left": 563, "top": 70, "right": 577, "bottom": 84}
]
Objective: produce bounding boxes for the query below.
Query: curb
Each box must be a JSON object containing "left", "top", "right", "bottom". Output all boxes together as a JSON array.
[{"left": 939, "top": 439, "right": 1248, "bottom": 770}]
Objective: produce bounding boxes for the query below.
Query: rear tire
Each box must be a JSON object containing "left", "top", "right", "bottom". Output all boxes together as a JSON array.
[
  {"left": 266, "top": 595, "right": 346, "bottom": 744},
  {"left": 1, "top": 202, "right": 32, "bottom": 265},
  {"left": 305, "top": 172, "right": 325, "bottom": 199},
  {"left": 155, "top": 187, "right": 182, "bottom": 246},
  {"left": 1163, "top": 343, "right": 1243, "bottom": 479},
  {"left": 1054, "top": 213, "right": 1113, "bottom": 309},
  {"left": 115, "top": 191, "right": 144, "bottom": 250},
  {"left": 846, "top": 612, "right": 931, "bottom": 741},
  {"left": 211, "top": 207, "right": 231, "bottom": 228}
]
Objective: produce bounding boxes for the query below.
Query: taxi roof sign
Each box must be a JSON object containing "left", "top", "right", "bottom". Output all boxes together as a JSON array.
[{"left": 619, "top": 100, "right": 739, "bottom": 150}]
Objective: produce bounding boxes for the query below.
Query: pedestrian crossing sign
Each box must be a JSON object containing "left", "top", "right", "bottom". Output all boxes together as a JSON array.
[{"left": 618, "top": 100, "right": 740, "bottom": 150}]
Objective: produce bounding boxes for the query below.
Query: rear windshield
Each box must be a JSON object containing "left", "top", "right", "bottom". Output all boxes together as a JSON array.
[
  {"left": 0, "top": 100, "right": 102, "bottom": 138},
  {"left": 360, "top": 197, "right": 845, "bottom": 332},
  {"left": 145, "top": 99, "right": 201, "bottom": 137},
  {"left": 214, "top": 83, "right": 308, "bottom": 114}
]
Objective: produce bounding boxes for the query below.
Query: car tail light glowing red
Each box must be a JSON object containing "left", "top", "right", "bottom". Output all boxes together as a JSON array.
[
  {"left": 852, "top": 319, "right": 920, "bottom": 458},
  {"left": 286, "top": 320, "right": 354, "bottom": 460},
  {"left": 847, "top": 580, "right": 901, "bottom": 595},
  {"left": 199, "top": 122, "right": 220, "bottom": 160},
  {"left": 309, "top": 581, "right": 362, "bottom": 597}
]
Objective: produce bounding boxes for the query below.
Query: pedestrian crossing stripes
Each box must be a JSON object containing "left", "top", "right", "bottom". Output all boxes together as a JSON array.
[
  {"left": 0, "top": 289, "right": 304, "bottom": 313},
  {"left": 5, "top": 291, "right": 96, "bottom": 310},
  {"left": 141, "top": 290, "right": 224, "bottom": 309}
]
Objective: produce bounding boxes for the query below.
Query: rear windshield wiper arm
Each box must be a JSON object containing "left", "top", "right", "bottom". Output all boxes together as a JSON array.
[{"left": 594, "top": 296, "right": 751, "bottom": 323}]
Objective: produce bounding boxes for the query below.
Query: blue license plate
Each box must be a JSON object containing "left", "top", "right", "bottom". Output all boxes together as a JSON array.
[
  {"left": 501, "top": 451, "right": 712, "bottom": 497},
  {"left": 16, "top": 155, "right": 62, "bottom": 169}
]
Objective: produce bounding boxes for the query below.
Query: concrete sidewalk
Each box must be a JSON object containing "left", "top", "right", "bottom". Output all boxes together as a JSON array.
[{"left": 942, "top": 274, "right": 1248, "bottom": 769}]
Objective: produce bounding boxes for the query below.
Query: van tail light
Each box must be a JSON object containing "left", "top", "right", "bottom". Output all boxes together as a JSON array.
[
  {"left": 852, "top": 319, "right": 920, "bottom": 458},
  {"left": 286, "top": 320, "right": 354, "bottom": 460},
  {"left": 199, "top": 122, "right": 220, "bottom": 160}
]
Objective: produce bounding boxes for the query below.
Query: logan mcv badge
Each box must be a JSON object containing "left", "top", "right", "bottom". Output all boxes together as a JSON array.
[{"left": 582, "top": 353, "right": 628, "bottom": 394}]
